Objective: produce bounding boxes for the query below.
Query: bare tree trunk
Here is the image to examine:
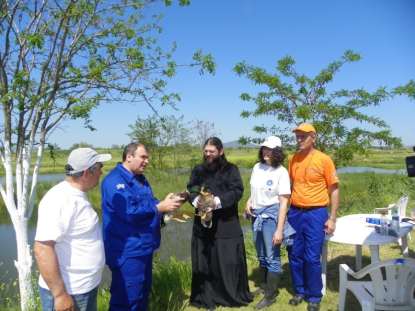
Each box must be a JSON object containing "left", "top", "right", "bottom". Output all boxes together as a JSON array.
[
  {"left": 14, "top": 216, "right": 35, "bottom": 311},
  {"left": 1, "top": 139, "right": 36, "bottom": 310}
]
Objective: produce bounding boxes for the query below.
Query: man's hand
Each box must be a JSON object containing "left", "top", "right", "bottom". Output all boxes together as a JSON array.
[
  {"left": 157, "top": 193, "right": 182, "bottom": 213},
  {"left": 324, "top": 218, "right": 336, "bottom": 234},
  {"left": 54, "top": 292, "right": 75, "bottom": 311}
]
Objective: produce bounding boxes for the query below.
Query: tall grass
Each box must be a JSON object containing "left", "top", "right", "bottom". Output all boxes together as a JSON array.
[
  {"left": 149, "top": 257, "right": 192, "bottom": 311},
  {"left": 339, "top": 173, "right": 415, "bottom": 215}
]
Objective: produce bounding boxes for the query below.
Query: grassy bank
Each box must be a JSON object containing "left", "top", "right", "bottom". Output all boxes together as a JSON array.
[{"left": 350, "top": 148, "right": 413, "bottom": 169}]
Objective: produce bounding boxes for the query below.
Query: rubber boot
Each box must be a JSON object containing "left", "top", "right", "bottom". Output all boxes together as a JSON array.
[
  {"left": 255, "top": 272, "right": 280, "bottom": 309},
  {"left": 252, "top": 266, "right": 267, "bottom": 296}
]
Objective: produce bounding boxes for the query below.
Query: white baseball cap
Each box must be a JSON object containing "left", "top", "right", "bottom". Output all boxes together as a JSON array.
[
  {"left": 66, "top": 148, "right": 111, "bottom": 174},
  {"left": 260, "top": 136, "right": 282, "bottom": 149}
]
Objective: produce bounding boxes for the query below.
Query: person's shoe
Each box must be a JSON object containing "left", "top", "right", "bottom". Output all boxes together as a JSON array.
[
  {"left": 252, "top": 287, "right": 264, "bottom": 296},
  {"left": 255, "top": 295, "right": 276, "bottom": 309},
  {"left": 307, "top": 302, "right": 320, "bottom": 311},
  {"left": 255, "top": 272, "right": 280, "bottom": 309},
  {"left": 252, "top": 266, "right": 267, "bottom": 296},
  {"left": 288, "top": 295, "right": 304, "bottom": 306}
]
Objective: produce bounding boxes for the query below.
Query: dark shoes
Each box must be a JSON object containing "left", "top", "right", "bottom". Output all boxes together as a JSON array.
[
  {"left": 252, "top": 266, "right": 267, "bottom": 296},
  {"left": 307, "top": 302, "right": 320, "bottom": 311},
  {"left": 255, "top": 296, "right": 276, "bottom": 309},
  {"left": 288, "top": 295, "right": 319, "bottom": 310},
  {"left": 252, "top": 287, "right": 265, "bottom": 296},
  {"left": 255, "top": 272, "right": 280, "bottom": 309},
  {"left": 288, "top": 295, "right": 304, "bottom": 306}
]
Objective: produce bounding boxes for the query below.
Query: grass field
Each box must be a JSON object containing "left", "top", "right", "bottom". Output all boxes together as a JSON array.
[
  {"left": 349, "top": 148, "right": 414, "bottom": 169},
  {"left": 0, "top": 146, "right": 412, "bottom": 176}
]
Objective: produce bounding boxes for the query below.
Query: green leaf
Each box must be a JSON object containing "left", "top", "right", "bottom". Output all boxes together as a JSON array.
[
  {"left": 343, "top": 50, "right": 361, "bottom": 62},
  {"left": 26, "top": 33, "right": 44, "bottom": 49}
]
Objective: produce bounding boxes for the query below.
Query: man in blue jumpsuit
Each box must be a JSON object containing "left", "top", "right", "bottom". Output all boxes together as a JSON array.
[{"left": 101, "top": 142, "right": 182, "bottom": 311}]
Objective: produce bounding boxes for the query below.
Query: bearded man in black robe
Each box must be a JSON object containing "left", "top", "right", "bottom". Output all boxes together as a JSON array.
[{"left": 187, "top": 137, "right": 253, "bottom": 310}]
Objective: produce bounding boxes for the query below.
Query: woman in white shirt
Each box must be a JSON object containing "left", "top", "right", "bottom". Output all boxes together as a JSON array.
[{"left": 245, "top": 136, "right": 295, "bottom": 309}]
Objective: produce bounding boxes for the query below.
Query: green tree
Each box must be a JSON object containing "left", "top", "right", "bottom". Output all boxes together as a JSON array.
[
  {"left": 128, "top": 114, "right": 191, "bottom": 169},
  {"left": 128, "top": 115, "right": 161, "bottom": 151},
  {"left": 0, "top": 1, "right": 214, "bottom": 309},
  {"left": 191, "top": 119, "right": 219, "bottom": 146},
  {"left": 47, "top": 143, "right": 60, "bottom": 168},
  {"left": 69, "top": 142, "right": 94, "bottom": 150},
  {"left": 234, "top": 50, "right": 403, "bottom": 164},
  {"left": 393, "top": 80, "right": 415, "bottom": 102}
]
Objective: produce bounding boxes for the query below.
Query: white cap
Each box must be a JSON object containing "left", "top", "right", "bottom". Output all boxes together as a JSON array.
[
  {"left": 260, "top": 136, "right": 282, "bottom": 149},
  {"left": 66, "top": 148, "right": 111, "bottom": 174}
]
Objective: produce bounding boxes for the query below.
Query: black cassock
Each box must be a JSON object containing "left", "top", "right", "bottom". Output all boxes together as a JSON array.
[{"left": 187, "top": 162, "right": 253, "bottom": 309}]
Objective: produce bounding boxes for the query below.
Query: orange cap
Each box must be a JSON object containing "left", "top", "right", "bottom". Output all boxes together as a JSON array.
[{"left": 293, "top": 123, "right": 316, "bottom": 133}]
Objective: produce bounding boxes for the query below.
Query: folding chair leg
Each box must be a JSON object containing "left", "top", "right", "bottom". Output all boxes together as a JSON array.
[
  {"left": 338, "top": 288, "right": 346, "bottom": 311},
  {"left": 338, "top": 265, "right": 347, "bottom": 311},
  {"left": 361, "top": 301, "right": 375, "bottom": 311}
]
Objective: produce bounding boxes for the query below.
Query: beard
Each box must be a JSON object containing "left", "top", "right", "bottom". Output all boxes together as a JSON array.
[{"left": 203, "top": 155, "right": 223, "bottom": 172}]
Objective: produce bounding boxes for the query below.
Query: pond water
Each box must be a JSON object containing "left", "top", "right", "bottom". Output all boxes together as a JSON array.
[
  {"left": 0, "top": 173, "right": 64, "bottom": 184},
  {"left": 0, "top": 220, "right": 193, "bottom": 286},
  {"left": 336, "top": 166, "right": 406, "bottom": 175},
  {"left": 0, "top": 166, "right": 406, "bottom": 185}
]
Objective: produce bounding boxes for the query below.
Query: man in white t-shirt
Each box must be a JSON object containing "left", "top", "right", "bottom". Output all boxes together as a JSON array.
[{"left": 34, "top": 148, "right": 111, "bottom": 311}]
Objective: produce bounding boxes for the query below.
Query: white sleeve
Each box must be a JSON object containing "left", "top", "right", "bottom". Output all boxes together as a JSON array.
[
  {"left": 214, "top": 196, "right": 222, "bottom": 209},
  {"left": 35, "top": 195, "right": 71, "bottom": 242},
  {"left": 192, "top": 195, "right": 200, "bottom": 208},
  {"left": 278, "top": 167, "right": 291, "bottom": 195}
]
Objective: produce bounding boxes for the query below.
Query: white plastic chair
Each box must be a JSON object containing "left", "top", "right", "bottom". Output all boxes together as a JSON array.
[
  {"left": 339, "top": 258, "right": 415, "bottom": 311},
  {"left": 386, "top": 195, "right": 410, "bottom": 245},
  {"left": 387, "top": 195, "right": 409, "bottom": 219}
]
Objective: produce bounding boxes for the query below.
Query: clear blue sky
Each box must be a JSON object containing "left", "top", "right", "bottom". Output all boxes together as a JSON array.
[{"left": 50, "top": 0, "right": 415, "bottom": 148}]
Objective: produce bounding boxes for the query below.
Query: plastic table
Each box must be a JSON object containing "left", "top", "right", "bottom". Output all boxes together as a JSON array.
[{"left": 321, "top": 213, "right": 413, "bottom": 294}]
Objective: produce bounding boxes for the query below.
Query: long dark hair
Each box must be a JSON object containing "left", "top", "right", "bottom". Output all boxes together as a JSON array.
[
  {"left": 258, "top": 146, "right": 285, "bottom": 168},
  {"left": 203, "top": 137, "right": 229, "bottom": 171}
]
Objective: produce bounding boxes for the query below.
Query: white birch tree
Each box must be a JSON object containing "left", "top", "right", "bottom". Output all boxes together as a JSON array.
[{"left": 0, "top": 0, "right": 214, "bottom": 309}]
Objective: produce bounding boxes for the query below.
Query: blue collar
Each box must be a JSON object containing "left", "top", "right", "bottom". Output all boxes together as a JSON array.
[{"left": 115, "top": 163, "right": 146, "bottom": 185}]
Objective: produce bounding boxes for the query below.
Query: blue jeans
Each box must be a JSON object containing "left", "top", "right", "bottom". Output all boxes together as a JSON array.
[
  {"left": 252, "top": 217, "right": 281, "bottom": 273},
  {"left": 39, "top": 286, "right": 98, "bottom": 311},
  {"left": 287, "top": 206, "right": 328, "bottom": 303}
]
